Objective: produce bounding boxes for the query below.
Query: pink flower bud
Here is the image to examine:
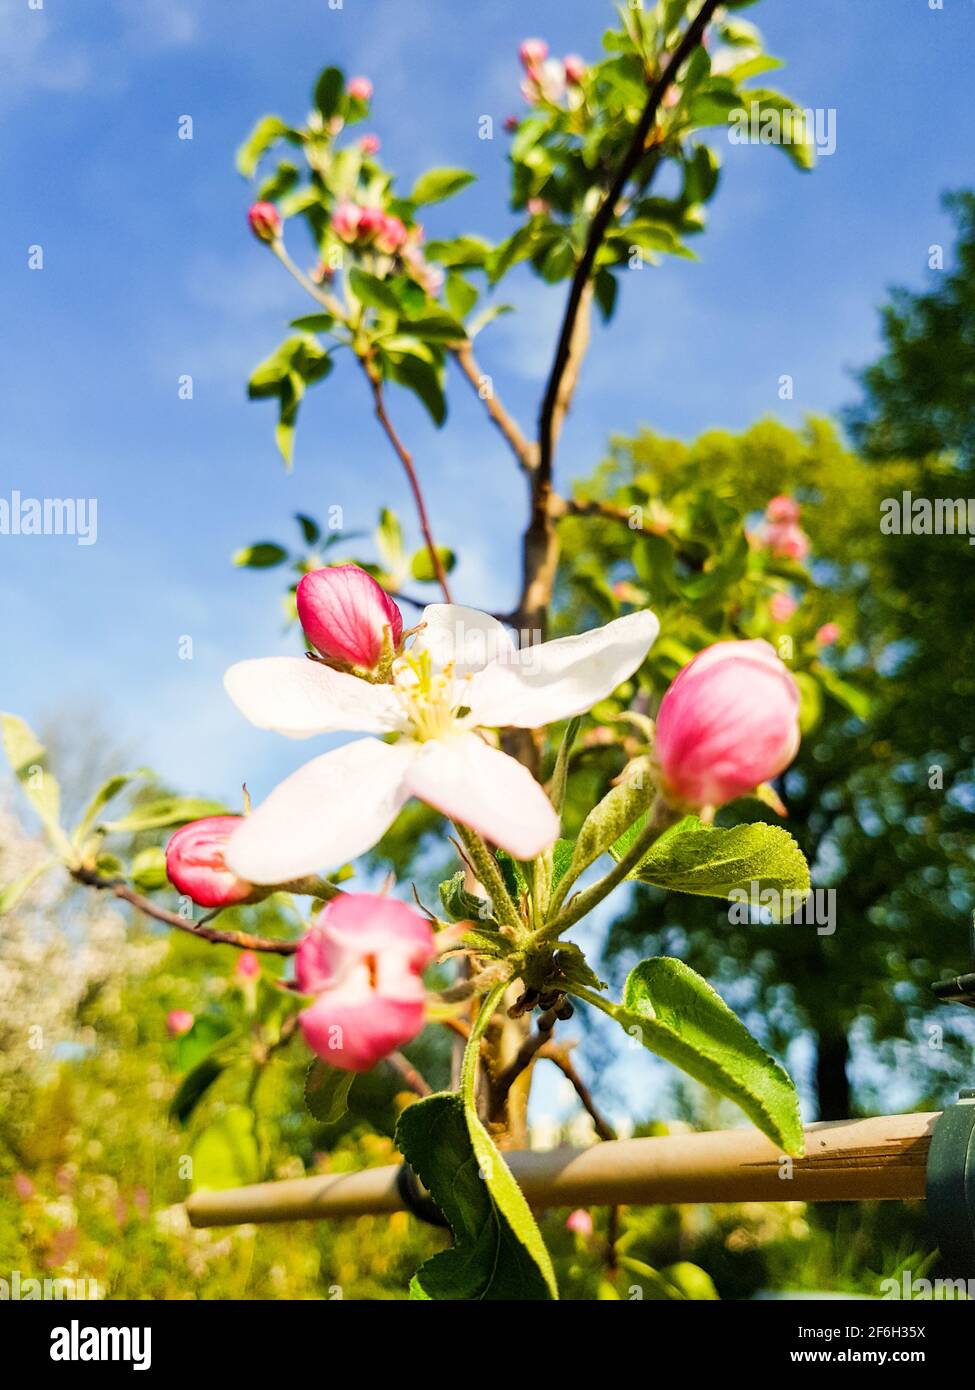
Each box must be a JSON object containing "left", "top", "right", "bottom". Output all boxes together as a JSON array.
[
  {"left": 165, "top": 817, "right": 255, "bottom": 908},
  {"left": 360, "top": 133, "right": 381, "bottom": 155},
  {"left": 247, "top": 201, "right": 282, "bottom": 243},
  {"left": 331, "top": 201, "right": 364, "bottom": 243},
  {"left": 347, "top": 75, "right": 373, "bottom": 102},
  {"left": 655, "top": 640, "right": 802, "bottom": 812},
  {"left": 374, "top": 213, "right": 408, "bottom": 255},
  {"left": 766, "top": 495, "right": 801, "bottom": 524},
  {"left": 566, "top": 1208, "right": 594, "bottom": 1237},
  {"left": 356, "top": 205, "right": 386, "bottom": 241},
  {"left": 295, "top": 893, "right": 436, "bottom": 1072},
  {"left": 563, "top": 54, "right": 586, "bottom": 84},
  {"left": 166, "top": 1009, "right": 195, "bottom": 1038},
  {"left": 519, "top": 38, "right": 548, "bottom": 73},
  {"left": 816, "top": 622, "right": 840, "bottom": 646},
  {"left": 504, "top": 115, "right": 519, "bottom": 133},
  {"left": 235, "top": 950, "right": 260, "bottom": 981},
  {"left": 296, "top": 564, "right": 403, "bottom": 672},
  {"left": 769, "top": 592, "right": 798, "bottom": 623},
  {"left": 765, "top": 521, "right": 810, "bottom": 562},
  {"left": 13, "top": 1172, "right": 36, "bottom": 1201},
  {"left": 527, "top": 197, "right": 550, "bottom": 217}
]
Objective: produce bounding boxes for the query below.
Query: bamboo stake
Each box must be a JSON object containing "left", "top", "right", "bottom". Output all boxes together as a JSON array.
[{"left": 186, "top": 1112, "right": 938, "bottom": 1228}]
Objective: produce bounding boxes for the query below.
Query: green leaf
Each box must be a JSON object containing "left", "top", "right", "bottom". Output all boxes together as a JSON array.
[
  {"left": 101, "top": 797, "right": 228, "bottom": 834},
  {"left": 611, "top": 815, "right": 810, "bottom": 912},
  {"left": 313, "top": 66, "right": 345, "bottom": 121},
  {"left": 170, "top": 1055, "right": 226, "bottom": 1125},
  {"left": 232, "top": 542, "right": 289, "bottom": 569},
  {"left": 375, "top": 507, "right": 405, "bottom": 574},
  {"left": 563, "top": 757, "right": 654, "bottom": 891},
  {"left": 550, "top": 838, "right": 576, "bottom": 891},
  {"left": 445, "top": 273, "right": 478, "bottom": 322},
  {"left": 0, "top": 713, "right": 68, "bottom": 852},
  {"left": 304, "top": 1059, "right": 355, "bottom": 1123},
  {"left": 396, "top": 1093, "right": 557, "bottom": 1299},
  {"left": 349, "top": 267, "right": 402, "bottom": 314},
  {"left": 130, "top": 846, "right": 168, "bottom": 892},
  {"left": 815, "top": 664, "right": 871, "bottom": 721},
  {"left": 236, "top": 115, "right": 293, "bottom": 178},
  {"left": 410, "top": 545, "right": 455, "bottom": 583},
  {"left": 439, "top": 870, "right": 496, "bottom": 925},
  {"left": 549, "top": 716, "right": 581, "bottom": 816},
  {"left": 467, "top": 302, "right": 515, "bottom": 338},
  {"left": 295, "top": 513, "right": 321, "bottom": 546},
  {"left": 409, "top": 167, "right": 476, "bottom": 206},
  {"left": 387, "top": 353, "right": 446, "bottom": 426},
  {"left": 0, "top": 858, "right": 58, "bottom": 915},
  {"left": 190, "top": 1106, "right": 261, "bottom": 1190},
  {"left": 424, "top": 235, "right": 492, "bottom": 268},
  {"left": 73, "top": 771, "right": 145, "bottom": 846},
  {"left": 602, "top": 958, "right": 803, "bottom": 1154},
  {"left": 289, "top": 313, "right": 335, "bottom": 334}
]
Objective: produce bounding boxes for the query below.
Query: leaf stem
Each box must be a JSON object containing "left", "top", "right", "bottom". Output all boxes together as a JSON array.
[
  {"left": 461, "top": 978, "right": 508, "bottom": 1107},
  {"left": 452, "top": 823, "right": 524, "bottom": 935}
]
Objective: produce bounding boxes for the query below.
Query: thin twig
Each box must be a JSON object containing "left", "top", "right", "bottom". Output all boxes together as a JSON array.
[
  {"left": 489, "top": 1005, "right": 560, "bottom": 1119},
  {"left": 451, "top": 343, "right": 537, "bottom": 475},
  {"left": 545, "top": 1044, "right": 616, "bottom": 1143},
  {"left": 366, "top": 371, "right": 454, "bottom": 603},
  {"left": 71, "top": 868, "right": 299, "bottom": 956},
  {"left": 386, "top": 1051, "right": 433, "bottom": 1097}
]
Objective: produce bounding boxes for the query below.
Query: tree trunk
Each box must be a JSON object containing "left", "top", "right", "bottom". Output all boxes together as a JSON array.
[{"left": 815, "top": 1029, "right": 851, "bottom": 1121}]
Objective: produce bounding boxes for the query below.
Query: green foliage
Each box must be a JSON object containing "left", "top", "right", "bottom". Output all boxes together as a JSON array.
[
  {"left": 591, "top": 958, "right": 803, "bottom": 1154},
  {"left": 304, "top": 1061, "right": 354, "bottom": 1124},
  {"left": 611, "top": 815, "right": 810, "bottom": 911},
  {"left": 396, "top": 1094, "right": 556, "bottom": 1300}
]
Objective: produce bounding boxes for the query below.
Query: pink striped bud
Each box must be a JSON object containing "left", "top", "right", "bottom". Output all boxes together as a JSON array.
[
  {"left": 566, "top": 1208, "right": 594, "bottom": 1237},
  {"left": 166, "top": 817, "right": 256, "bottom": 908},
  {"left": 166, "top": 1010, "right": 195, "bottom": 1038},
  {"left": 765, "top": 521, "right": 810, "bottom": 562},
  {"left": 655, "top": 640, "right": 801, "bottom": 813},
  {"left": 769, "top": 592, "right": 798, "bottom": 623},
  {"left": 248, "top": 202, "right": 282, "bottom": 243},
  {"left": 295, "top": 893, "right": 435, "bottom": 1072},
  {"left": 563, "top": 54, "right": 586, "bottom": 85},
  {"left": 296, "top": 564, "right": 403, "bottom": 673},
  {"left": 347, "top": 76, "right": 373, "bottom": 102},
  {"left": 766, "top": 495, "right": 801, "bottom": 524},
  {"left": 331, "top": 201, "right": 364, "bottom": 243},
  {"left": 519, "top": 38, "right": 548, "bottom": 73}
]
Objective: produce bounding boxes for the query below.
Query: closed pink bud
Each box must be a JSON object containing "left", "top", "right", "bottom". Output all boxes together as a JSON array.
[
  {"left": 356, "top": 206, "right": 386, "bottom": 240},
  {"left": 165, "top": 817, "right": 256, "bottom": 908},
  {"left": 519, "top": 38, "right": 548, "bottom": 72},
  {"left": 375, "top": 213, "right": 408, "bottom": 255},
  {"left": 295, "top": 893, "right": 436, "bottom": 1072},
  {"left": 566, "top": 1208, "right": 594, "bottom": 1237},
  {"left": 765, "top": 521, "right": 810, "bottom": 562},
  {"left": 235, "top": 950, "right": 260, "bottom": 981},
  {"left": 769, "top": 592, "right": 798, "bottom": 623},
  {"left": 247, "top": 201, "right": 282, "bottom": 243},
  {"left": 166, "top": 1010, "right": 195, "bottom": 1038},
  {"left": 296, "top": 564, "right": 403, "bottom": 672},
  {"left": 504, "top": 115, "right": 519, "bottom": 133},
  {"left": 13, "top": 1172, "right": 36, "bottom": 1201},
  {"left": 655, "top": 640, "right": 801, "bottom": 812},
  {"left": 816, "top": 622, "right": 840, "bottom": 646},
  {"left": 563, "top": 54, "right": 586, "bottom": 84},
  {"left": 347, "top": 75, "right": 373, "bottom": 102},
  {"left": 360, "top": 133, "right": 381, "bottom": 155},
  {"left": 766, "top": 495, "right": 801, "bottom": 524},
  {"left": 331, "top": 201, "right": 363, "bottom": 243}
]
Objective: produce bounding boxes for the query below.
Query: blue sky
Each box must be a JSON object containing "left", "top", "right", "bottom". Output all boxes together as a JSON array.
[{"left": 1, "top": 0, "right": 972, "bottom": 1120}]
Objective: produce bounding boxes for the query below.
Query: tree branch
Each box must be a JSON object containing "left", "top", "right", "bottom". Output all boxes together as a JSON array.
[
  {"left": 366, "top": 371, "right": 454, "bottom": 603},
  {"left": 515, "top": 0, "right": 720, "bottom": 639},
  {"left": 71, "top": 868, "right": 299, "bottom": 956},
  {"left": 451, "top": 343, "right": 537, "bottom": 475},
  {"left": 386, "top": 1051, "right": 433, "bottom": 1097}
]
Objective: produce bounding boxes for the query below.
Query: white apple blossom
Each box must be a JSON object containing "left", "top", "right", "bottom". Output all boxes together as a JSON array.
[{"left": 223, "top": 604, "right": 659, "bottom": 883}]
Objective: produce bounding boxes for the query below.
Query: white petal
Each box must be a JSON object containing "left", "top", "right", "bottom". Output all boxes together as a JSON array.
[
  {"left": 468, "top": 610, "right": 660, "bottom": 729},
  {"left": 403, "top": 734, "right": 559, "bottom": 860},
  {"left": 415, "top": 604, "right": 516, "bottom": 676},
  {"left": 225, "top": 738, "right": 417, "bottom": 883},
  {"left": 224, "top": 657, "right": 406, "bottom": 738}
]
